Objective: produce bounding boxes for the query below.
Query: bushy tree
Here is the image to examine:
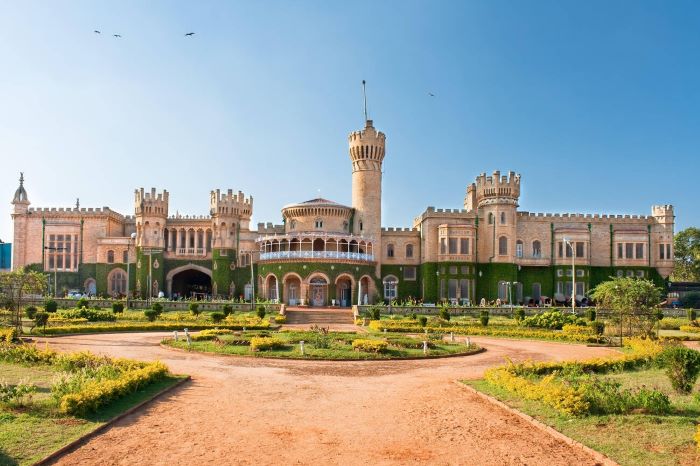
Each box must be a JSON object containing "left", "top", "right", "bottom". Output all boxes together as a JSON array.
[
  {"left": 660, "top": 346, "right": 700, "bottom": 394},
  {"left": 0, "top": 269, "right": 47, "bottom": 334},
  {"left": 672, "top": 227, "right": 700, "bottom": 281},
  {"left": 590, "top": 277, "right": 662, "bottom": 337}
]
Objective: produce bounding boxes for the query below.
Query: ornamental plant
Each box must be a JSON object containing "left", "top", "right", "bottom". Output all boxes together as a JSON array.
[
  {"left": 112, "top": 302, "right": 124, "bottom": 314},
  {"left": 34, "top": 312, "right": 49, "bottom": 332},
  {"left": 439, "top": 308, "right": 451, "bottom": 321},
  {"left": 369, "top": 306, "right": 381, "bottom": 321},
  {"left": 210, "top": 312, "right": 225, "bottom": 323},
  {"left": 44, "top": 299, "right": 58, "bottom": 313},
  {"left": 77, "top": 297, "right": 89, "bottom": 309},
  {"left": 480, "top": 310, "right": 489, "bottom": 327},
  {"left": 256, "top": 306, "right": 266, "bottom": 319},
  {"left": 590, "top": 277, "right": 662, "bottom": 337},
  {"left": 514, "top": 308, "right": 525, "bottom": 323},
  {"left": 688, "top": 309, "right": 697, "bottom": 322},
  {"left": 418, "top": 316, "right": 428, "bottom": 327},
  {"left": 189, "top": 303, "right": 200, "bottom": 318},
  {"left": 144, "top": 309, "right": 158, "bottom": 322},
  {"left": 25, "top": 306, "right": 37, "bottom": 320},
  {"left": 587, "top": 309, "right": 596, "bottom": 322},
  {"left": 151, "top": 302, "right": 163, "bottom": 315},
  {"left": 660, "top": 346, "right": 700, "bottom": 394},
  {"left": 222, "top": 304, "right": 233, "bottom": 316}
]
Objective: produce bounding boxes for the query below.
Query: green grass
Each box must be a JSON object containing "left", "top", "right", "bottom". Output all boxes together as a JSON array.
[
  {"left": 163, "top": 330, "right": 480, "bottom": 360},
  {"left": 465, "top": 368, "right": 700, "bottom": 466},
  {"left": 0, "top": 362, "right": 185, "bottom": 466}
]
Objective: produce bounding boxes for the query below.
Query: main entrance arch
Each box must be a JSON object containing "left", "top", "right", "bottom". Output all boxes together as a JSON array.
[
  {"left": 309, "top": 276, "right": 328, "bottom": 307},
  {"left": 166, "top": 264, "right": 212, "bottom": 299}
]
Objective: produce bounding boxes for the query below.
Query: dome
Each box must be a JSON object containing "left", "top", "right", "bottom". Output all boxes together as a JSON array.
[{"left": 12, "top": 173, "right": 28, "bottom": 203}]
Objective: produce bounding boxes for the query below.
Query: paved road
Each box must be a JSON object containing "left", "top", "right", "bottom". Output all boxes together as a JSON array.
[{"left": 40, "top": 333, "right": 617, "bottom": 466}]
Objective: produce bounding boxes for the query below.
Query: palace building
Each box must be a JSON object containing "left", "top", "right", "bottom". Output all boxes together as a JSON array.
[{"left": 10, "top": 118, "right": 675, "bottom": 306}]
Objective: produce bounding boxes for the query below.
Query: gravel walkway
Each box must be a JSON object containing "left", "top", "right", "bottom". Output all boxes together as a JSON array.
[{"left": 38, "top": 332, "right": 617, "bottom": 465}]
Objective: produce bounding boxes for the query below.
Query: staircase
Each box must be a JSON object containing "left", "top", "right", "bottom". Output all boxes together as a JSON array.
[{"left": 284, "top": 308, "right": 355, "bottom": 325}]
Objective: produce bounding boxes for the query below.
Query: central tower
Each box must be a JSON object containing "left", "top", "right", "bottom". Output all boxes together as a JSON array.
[{"left": 349, "top": 119, "right": 385, "bottom": 243}]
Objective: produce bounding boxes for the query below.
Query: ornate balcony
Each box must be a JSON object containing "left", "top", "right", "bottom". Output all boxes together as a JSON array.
[
  {"left": 260, "top": 251, "right": 374, "bottom": 262},
  {"left": 257, "top": 232, "right": 376, "bottom": 263}
]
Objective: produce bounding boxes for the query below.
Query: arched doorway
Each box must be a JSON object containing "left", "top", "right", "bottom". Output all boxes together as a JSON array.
[
  {"left": 168, "top": 266, "right": 212, "bottom": 299},
  {"left": 266, "top": 275, "right": 279, "bottom": 302},
  {"left": 84, "top": 278, "right": 96, "bottom": 296},
  {"left": 283, "top": 273, "right": 302, "bottom": 306},
  {"left": 335, "top": 274, "right": 354, "bottom": 307},
  {"left": 309, "top": 277, "right": 328, "bottom": 307},
  {"left": 358, "top": 275, "right": 373, "bottom": 305}
]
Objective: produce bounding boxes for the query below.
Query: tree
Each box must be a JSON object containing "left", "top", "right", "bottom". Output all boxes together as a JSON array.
[
  {"left": 0, "top": 269, "right": 48, "bottom": 334},
  {"left": 672, "top": 227, "right": 700, "bottom": 282},
  {"left": 590, "top": 277, "right": 662, "bottom": 338}
]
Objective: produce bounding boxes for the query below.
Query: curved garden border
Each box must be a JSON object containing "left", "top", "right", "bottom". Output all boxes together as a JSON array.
[{"left": 159, "top": 340, "right": 485, "bottom": 361}]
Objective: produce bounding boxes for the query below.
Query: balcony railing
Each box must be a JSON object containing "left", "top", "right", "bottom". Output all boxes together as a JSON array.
[{"left": 259, "top": 251, "right": 375, "bottom": 262}]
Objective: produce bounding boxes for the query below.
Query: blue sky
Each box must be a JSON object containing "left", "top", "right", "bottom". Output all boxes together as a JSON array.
[{"left": 1, "top": 0, "right": 698, "bottom": 243}]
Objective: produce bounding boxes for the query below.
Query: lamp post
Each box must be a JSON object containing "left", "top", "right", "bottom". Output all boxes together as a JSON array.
[
  {"left": 563, "top": 237, "right": 575, "bottom": 314},
  {"left": 506, "top": 281, "right": 519, "bottom": 314},
  {"left": 436, "top": 270, "right": 440, "bottom": 304},
  {"left": 239, "top": 250, "right": 259, "bottom": 311},
  {"left": 43, "top": 246, "right": 66, "bottom": 297},
  {"left": 125, "top": 232, "right": 136, "bottom": 309}
]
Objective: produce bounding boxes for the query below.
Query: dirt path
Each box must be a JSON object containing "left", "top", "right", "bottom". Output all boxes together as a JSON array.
[{"left": 39, "top": 333, "right": 617, "bottom": 465}]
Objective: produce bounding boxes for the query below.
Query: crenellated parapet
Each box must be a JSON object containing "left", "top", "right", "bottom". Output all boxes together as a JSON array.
[
  {"left": 465, "top": 170, "right": 521, "bottom": 211},
  {"left": 348, "top": 119, "right": 386, "bottom": 172},
  {"left": 210, "top": 189, "right": 253, "bottom": 218},
  {"left": 135, "top": 188, "right": 169, "bottom": 217}
]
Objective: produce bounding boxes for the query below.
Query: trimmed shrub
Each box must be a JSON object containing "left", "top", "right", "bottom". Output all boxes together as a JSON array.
[
  {"left": 210, "top": 312, "right": 225, "bottom": 323},
  {"left": 274, "top": 315, "right": 286, "bottom": 324},
  {"left": 514, "top": 308, "right": 526, "bottom": 323},
  {"left": 44, "top": 299, "right": 58, "bottom": 313},
  {"left": 439, "top": 308, "right": 451, "bottom": 321},
  {"left": 25, "top": 306, "right": 38, "bottom": 320},
  {"left": 590, "top": 321, "right": 605, "bottom": 336},
  {"left": 35, "top": 312, "right": 49, "bottom": 330},
  {"left": 151, "top": 302, "right": 163, "bottom": 315},
  {"left": 352, "top": 339, "right": 388, "bottom": 353},
  {"left": 191, "top": 329, "right": 234, "bottom": 341},
  {"left": 76, "top": 297, "right": 89, "bottom": 309},
  {"left": 144, "top": 309, "right": 159, "bottom": 322},
  {"left": 57, "top": 308, "right": 116, "bottom": 322},
  {"left": 587, "top": 309, "right": 596, "bottom": 322},
  {"left": 256, "top": 306, "right": 266, "bottom": 319},
  {"left": 189, "top": 303, "right": 200, "bottom": 317},
  {"left": 409, "top": 313, "right": 417, "bottom": 320},
  {"left": 369, "top": 306, "right": 381, "bottom": 321},
  {"left": 112, "top": 302, "right": 124, "bottom": 314},
  {"left": 250, "top": 336, "right": 284, "bottom": 351},
  {"left": 418, "top": 316, "right": 428, "bottom": 327},
  {"left": 222, "top": 304, "right": 233, "bottom": 316},
  {"left": 660, "top": 346, "right": 700, "bottom": 394},
  {"left": 688, "top": 309, "right": 697, "bottom": 322},
  {"left": 480, "top": 310, "right": 489, "bottom": 327},
  {"left": 522, "top": 310, "right": 582, "bottom": 330},
  {"left": 387, "top": 336, "right": 434, "bottom": 349}
]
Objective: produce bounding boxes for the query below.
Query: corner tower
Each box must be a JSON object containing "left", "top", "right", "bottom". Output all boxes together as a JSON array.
[
  {"left": 134, "top": 188, "right": 169, "bottom": 249},
  {"left": 11, "top": 173, "right": 30, "bottom": 269},
  {"left": 349, "top": 119, "right": 385, "bottom": 243}
]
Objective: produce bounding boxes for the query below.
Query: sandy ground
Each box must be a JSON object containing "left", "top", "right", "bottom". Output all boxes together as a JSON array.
[{"left": 37, "top": 332, "right": 618, "bottom": 466}]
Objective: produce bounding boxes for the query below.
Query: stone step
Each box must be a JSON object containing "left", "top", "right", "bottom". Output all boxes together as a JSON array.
[{"left": 284, "top": 310, "right": 355, "bottom": 325}]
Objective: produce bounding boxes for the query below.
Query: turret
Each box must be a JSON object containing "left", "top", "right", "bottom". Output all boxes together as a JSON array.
[
  {"left": 467, "top": 171, "right": 521, "bottom": 263},
  {"left": 11, "top": 172, "right": 30, "bottom": 214},
  {"left": 134, "top": 188, "right": 169, "bottom": 248},
  {"left": 349, "top": 119, "right": 385, "bottom": 242},
  {"left": 209, "top": 189, "right": 253, "bottom": 248}
]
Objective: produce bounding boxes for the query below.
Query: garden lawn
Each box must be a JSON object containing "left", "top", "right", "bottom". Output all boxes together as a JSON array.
[
  {"left": 0, "top": 362, "right": 185, "bottom": 466},
  {"left": 465, "top": 367, "right": 699, "bottom": 466},
  {"left": 163, "top": 330, "right": 480, "bottom": 360}
]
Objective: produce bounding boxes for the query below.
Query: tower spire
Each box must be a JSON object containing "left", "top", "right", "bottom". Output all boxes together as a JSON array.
[{"left": 362, "top": 80, "right": 368, "bottom": 123}]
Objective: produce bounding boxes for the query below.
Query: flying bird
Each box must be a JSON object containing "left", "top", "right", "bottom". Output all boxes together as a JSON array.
[
  {"left": 185, "top": 32, "right": 195, "bottom": 37},
  {"left": 94, "top": 30, "right": 101, "bottom": 34},
  {"left": 113, "top": 34, "right": 122, "bottom": 38},
  {"left": 428, "top": 92, "right": 435, "bottom": 97}
]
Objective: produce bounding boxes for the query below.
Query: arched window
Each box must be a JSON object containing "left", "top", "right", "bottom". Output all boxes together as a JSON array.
[
  {"left": 500, "top": 212, "right": 506, "bottom": 224},
  {"left": 532, "top": 240, "right": 542, "bottom": 258},
  {"left": 405, "top": 244, "right": 414, "bottom": 258},
  {"left": 516, "top": 240, "right": 523, "bottom": 258},
  {"left": 383, "top": 276, "right": 398, "bottom": 300},
  {"left": 359, "top": 221, "right": 363, "bottom": 231},
  {"left": 498, "top": 236, "right": 508, "bottom": 255},
  {"left": 387, "top": 244, "right": 394, "bottom": 258},
  {"left": 108, "top": 269, "right": 127, "bottom": 296},
  {"left": 122, "top": 250, "right": 128, "bottom": 263},
  {"left": 488, "top": 213, "right": 494, "bottom": 224},
  {"left": 107, "top": 250, "right": 115, "bottom": 264},
  {"left": 314, "top": 218, "right": 323, "bottom": 229},
  {"left": 290, "top": 220, "right": 296, "bottom": 230}
]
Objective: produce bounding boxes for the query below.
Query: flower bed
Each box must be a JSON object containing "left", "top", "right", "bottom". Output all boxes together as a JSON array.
[
  {"left": 367, "top": 320, "right": 599, "bottom": 343},
  {"left": 36, "top": 320, "right": 271, "bottom": 335},
  {"left": 351, "top": 339, "right": 388, "bottom": 353}
]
